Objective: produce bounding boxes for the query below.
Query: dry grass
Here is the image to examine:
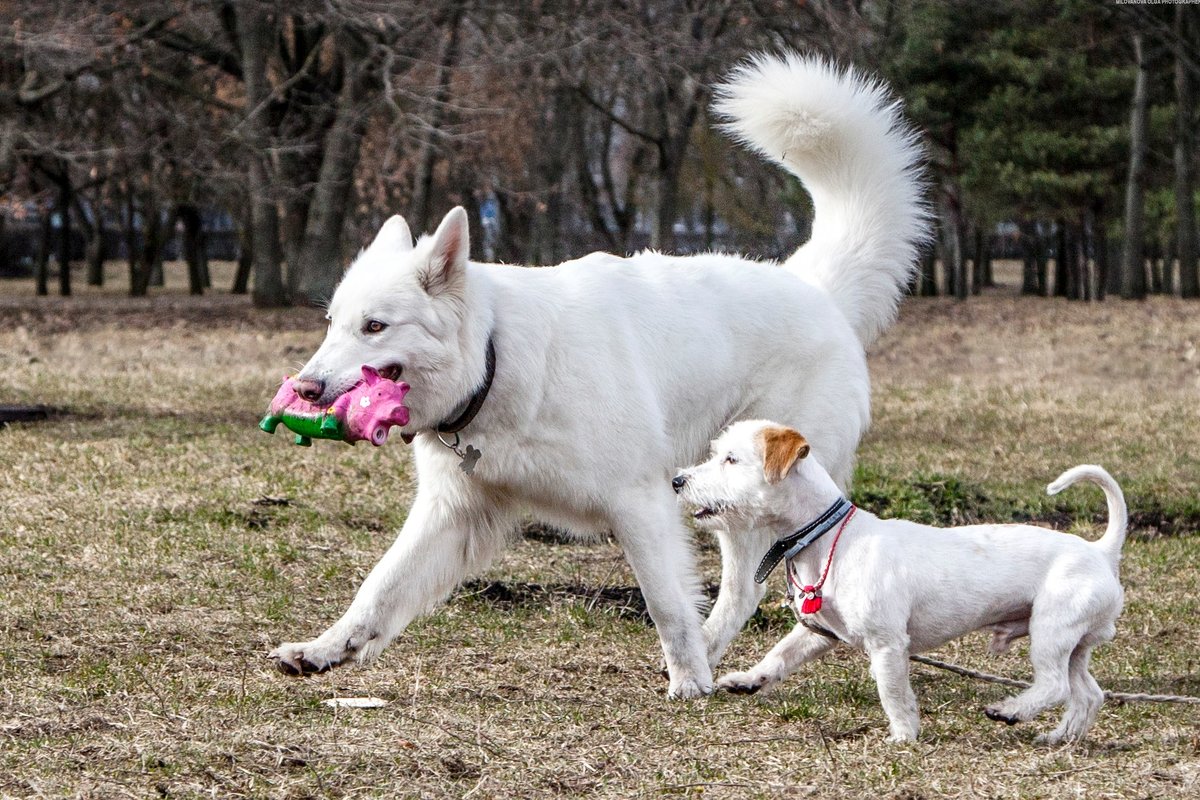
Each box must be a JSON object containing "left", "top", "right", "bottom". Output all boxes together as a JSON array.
[{"left": 1, "top": 261, "right": 1198, "bottom": 799}]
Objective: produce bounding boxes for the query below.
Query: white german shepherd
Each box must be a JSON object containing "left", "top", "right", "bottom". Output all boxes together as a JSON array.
[{"left": 269, "top": 52, "right": 928, "bottom": 699}]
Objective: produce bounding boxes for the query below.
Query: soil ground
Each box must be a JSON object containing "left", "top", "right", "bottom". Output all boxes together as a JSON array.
[{"left": 1, "top": 260, "right": 1197, "bottom": 798}]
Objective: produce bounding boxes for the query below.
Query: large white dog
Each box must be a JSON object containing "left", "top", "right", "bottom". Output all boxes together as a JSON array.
[{"left": 268, "top": 53, "right": 928, "bottom": 699}]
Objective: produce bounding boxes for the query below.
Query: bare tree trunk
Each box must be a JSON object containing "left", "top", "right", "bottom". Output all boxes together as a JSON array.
[
  {"left": 409, "top": 8, "right": 462, "bottom": 236},
  {"left": 123, "top": 190, "right": 139, "bottom": 293},
  {"left": 56, "top": 173, "right": 71, "bottom": 297},
  {"left": 0, "top": 215, "right": 8, "bottom": 277},
  {"left": 982, "top": 230, "right": 994, "bottom": 287},
  {"left": 235, "top": 2, "right": 288, "bottom": 307},
  {"left": 1150, "top": 242, "right": 1166, "bottom": 294},
  {"left": 574, "top": 99, "right": 618, "bottom": 251},
  {"left": 85, "top": 217, "right": 105, "bottom": 287},
  {"left": 232, "top": 209, "right": 253, "bottom": 295},
  {"left": 178, "top": 204, "right": 206, "bottom": 296},
  {"left": 1019, "top": 219, "right": 1039, "bottom": 295},
  {"left": 648, "top": 79, "right": 705, "bottom": 253},
  {"left": 1076, "top": 221, "right": 1090, "bottom": 301},
  {"left": 132, "top": 200, "right": 164, "bottom": 297},
  {"left": 1094, "top": 207, "right": 1109, "bottom": 301},
  {"left": 36, "top": 205, "right": 51, "bottom": 296},
  {"left": 941, "top": 193, "right": 967, "bottom": 300},
  {"left": 1053, "top": 219, "right": 1070, "bottom": 298},
  {"left": 1176, "top": 6, "right": 1199, "bottom": 298},
  {"left": 74, "top": 192, "right": 106, "bottom": 287},
  {"left": 918, "top": 246, "right": 937, "bottom": 296},
  {"left": 291, "top": 40, "right": 373, "bottom": 305},
  {"left": 971, "top": 224, "right": 984, "bottom": 295},
  {"left": 1121, "top": 32, "right": 1149, "bottom": 300}
]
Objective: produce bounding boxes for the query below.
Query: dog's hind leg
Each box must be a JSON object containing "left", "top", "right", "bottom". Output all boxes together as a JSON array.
[
  {"left": 269, "top": 482, "right": 514, "bottom": 676},
  {"left": 610, "top": 490, "right": 712, "bottom": 700},
  {"left": 984, "top": 619, "right": 1079, "bottom": 726},
  {"left": 867, "top": 641, "right": 921, "bottom": 742},
  {"left": 702, "top": 526, "right": 774, "bottom": 668},
  {"left": 716, "top": 623, "right": 837, "bottom": 695},
  {"left": 1038, "top": 625, "right": 1113, "bottom": 744}
]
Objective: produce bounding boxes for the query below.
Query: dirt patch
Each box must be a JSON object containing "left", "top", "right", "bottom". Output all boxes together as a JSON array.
[
  {"left": 0, "top": 404, "right": 64, "bottom": 424},
  {"left": 0, "top": 292, "right": 325, "bottom": 334}
]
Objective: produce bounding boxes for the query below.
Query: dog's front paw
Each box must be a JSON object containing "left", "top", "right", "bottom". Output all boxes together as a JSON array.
[
  {"left": 268, "top": 640, "right": 348, "bottom": 676},
  {"left": 716, "top": 671, "right": 770, "bottom": 695},
  {"left": 984, "top": 705, "right": 1021, "bottom": 726},
  {"left": 268, "top": 629, "right": 378, "bottom": 677},
  {"left": 668, "top": 676, "right": 715, "bottom": 700}
]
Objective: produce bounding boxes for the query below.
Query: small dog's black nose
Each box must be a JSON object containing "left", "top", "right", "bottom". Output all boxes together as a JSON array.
[
  {"left": 294, "top": 378, "right": 325, "bottom": 403},
  {"left": 671, "top": 475, "right": 687, "bottom": 494}
]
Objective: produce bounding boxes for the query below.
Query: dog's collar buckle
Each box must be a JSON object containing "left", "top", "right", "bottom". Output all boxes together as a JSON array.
[{"left": 754, "top": 497, "right": 853, "bottom": 584}]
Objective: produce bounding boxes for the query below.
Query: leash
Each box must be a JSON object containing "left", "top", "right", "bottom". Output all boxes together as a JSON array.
[{"left": 910, "top": 654, "right": 1200, "bottom": 706}]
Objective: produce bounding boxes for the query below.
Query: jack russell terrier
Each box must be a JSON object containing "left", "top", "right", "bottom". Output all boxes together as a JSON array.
[{"left": 673, "top": 420, "right": 1127, "bottom": 743}]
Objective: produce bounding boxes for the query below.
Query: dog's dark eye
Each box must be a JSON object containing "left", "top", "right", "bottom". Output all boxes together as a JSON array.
[
  {"left": 723, "top": 454, "right": 738, "bottom": 465},
  {"left": 363, "top": 319, "right": 388, "bottom": 335}
]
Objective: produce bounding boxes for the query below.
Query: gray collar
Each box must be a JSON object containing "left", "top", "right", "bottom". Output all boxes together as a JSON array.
[{"left": 753, "top": 497, "right": 854, "bottom": 584}]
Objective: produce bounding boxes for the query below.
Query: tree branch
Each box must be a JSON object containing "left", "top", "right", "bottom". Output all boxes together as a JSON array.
[{"left": 575, "top": 84, "right": 663, "bottom": 145}]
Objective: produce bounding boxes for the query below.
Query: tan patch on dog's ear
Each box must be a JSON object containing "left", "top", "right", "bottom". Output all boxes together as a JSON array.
[{"left": 757, "top": 426, "right": 811, "bottom": 485}]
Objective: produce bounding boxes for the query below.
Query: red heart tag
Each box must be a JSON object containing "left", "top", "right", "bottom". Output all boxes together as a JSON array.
[{"left": 800, "top": 586, "right": 822, "bottom": 615}]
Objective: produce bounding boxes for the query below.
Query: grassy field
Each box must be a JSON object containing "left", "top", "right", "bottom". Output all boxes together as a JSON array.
[{"left": 1, "top": 261, "right": 1198, "bottom": 799}]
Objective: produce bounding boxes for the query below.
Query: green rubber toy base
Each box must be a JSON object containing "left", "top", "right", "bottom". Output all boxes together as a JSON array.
[{"left": 260, "top": 411, "right": 347, "bottom": 447}]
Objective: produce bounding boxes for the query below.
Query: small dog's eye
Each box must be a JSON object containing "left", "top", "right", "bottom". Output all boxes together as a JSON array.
[
  {"left": 723, "top": 454, "right": 738, "bottom": 465},
  {"left": 363, "top": 320, "right": 388, "bottom": 335}
]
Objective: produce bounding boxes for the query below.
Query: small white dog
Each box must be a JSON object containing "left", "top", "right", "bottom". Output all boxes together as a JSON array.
[
  {"left": 674, "top": 421, "right": 1127, "bottom": 742},
  {"left": 268, "top": 53, "right": 928, "bottom": 699}
]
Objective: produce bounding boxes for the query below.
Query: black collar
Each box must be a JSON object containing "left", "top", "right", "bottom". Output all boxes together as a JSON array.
[
  {"left": 435, "top": 336, "right": 497, "bottom": 435},
  {"left": 754, "top": 497, "right": 854, "bottom": 584}
]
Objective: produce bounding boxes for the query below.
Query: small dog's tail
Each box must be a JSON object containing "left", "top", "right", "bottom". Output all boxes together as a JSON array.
[
  {"left": 713, "top": 52, "right": 930, "bottom": 347},
  {"left": 1046, "top": 465, "right": 1129, "bottom": 569}
]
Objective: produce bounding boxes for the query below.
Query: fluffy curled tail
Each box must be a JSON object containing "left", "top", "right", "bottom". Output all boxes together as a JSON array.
[
  {"left": 1047, "top": 465, "right": 1128, "bottom": 570},
  {"left": 713, "top": 52, "right": 929, "bottom": 346}
]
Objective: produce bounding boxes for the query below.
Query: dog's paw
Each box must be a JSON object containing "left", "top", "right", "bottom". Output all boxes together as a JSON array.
[
  {"left": 886, "top": 731, "right": 918, "bottom": 744},
  {"left": 268, "top": 630, "right": 379, "bottom": 677},
  {"left": 716, "top": 671, "right": 769, "bottom": 695},
  {"left": 268, "top": 640, "right": 349, "bottom": 676},
  {"left": 984, "top": 705, "right": 1021, "bottom": 726},
  {"left": 667, "top": 676, "right": 715, "bottom": 700},
  {"left": 1035, "top": 726, "right": 1085, "bottom": 746}
]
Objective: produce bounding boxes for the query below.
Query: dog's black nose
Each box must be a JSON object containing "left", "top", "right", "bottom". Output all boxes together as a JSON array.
[
  {"left": 294, "top": 378, "right": 325, "bottom": 403},
  {"left": 671, "top": 475, "right": 687, "bottom": 493}
]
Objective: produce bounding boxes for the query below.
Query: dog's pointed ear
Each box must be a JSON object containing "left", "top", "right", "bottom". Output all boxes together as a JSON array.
[
  {"left": 757, "top": 426, "right": 811, "bottom": 485},
  {"left": 372, "top": 215, "right": 413, "bottom": 253},
  {"left": 420, "top": 207, "right": 469, "bottom": 297}
]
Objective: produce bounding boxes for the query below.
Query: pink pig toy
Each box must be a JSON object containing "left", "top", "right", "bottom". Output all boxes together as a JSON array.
[
  {"left": 260, "top": 365, "right": 410, "bottom": 447},
  {"left": 341, "top": 365, "right": 411, "bottom": 445}
]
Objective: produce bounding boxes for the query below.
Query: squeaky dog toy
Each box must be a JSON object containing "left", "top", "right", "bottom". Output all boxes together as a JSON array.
[{"left": 259, "top": 365, "right": 410, "bottom": 447}]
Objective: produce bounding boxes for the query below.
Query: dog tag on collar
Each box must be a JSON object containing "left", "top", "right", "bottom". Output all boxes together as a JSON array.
[
  {"left": 800, "top": 586, "right": 822, "bottom": 615},
  {"left": 459, "top": 444, "right": 481, "bottom": 475}
]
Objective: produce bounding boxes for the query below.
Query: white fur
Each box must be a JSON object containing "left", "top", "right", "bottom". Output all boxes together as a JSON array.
[
  {"left": 267, "top": 53, "right": 929, "bottom": 700},
  {"left": 678, "top": 420, "right": 1127, "bottom": 742}
]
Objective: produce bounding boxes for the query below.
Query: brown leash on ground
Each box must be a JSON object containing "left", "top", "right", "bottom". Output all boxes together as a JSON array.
[{"left": 910, "top": 654, "right": 1200, "bottom": 705}]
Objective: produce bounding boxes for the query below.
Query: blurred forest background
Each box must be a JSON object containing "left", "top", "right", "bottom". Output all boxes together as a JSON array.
[{"left": 0, "top": 0, "right": 1197, "bottom": 307}]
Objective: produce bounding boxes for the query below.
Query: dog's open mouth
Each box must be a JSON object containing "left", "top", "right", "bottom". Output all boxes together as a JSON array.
[
  {"left": 378, "top": 363, "right": 404, "bottom": 382},
  {"left": 693, "top": 505, "right": 727, "bottom": 520}
]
